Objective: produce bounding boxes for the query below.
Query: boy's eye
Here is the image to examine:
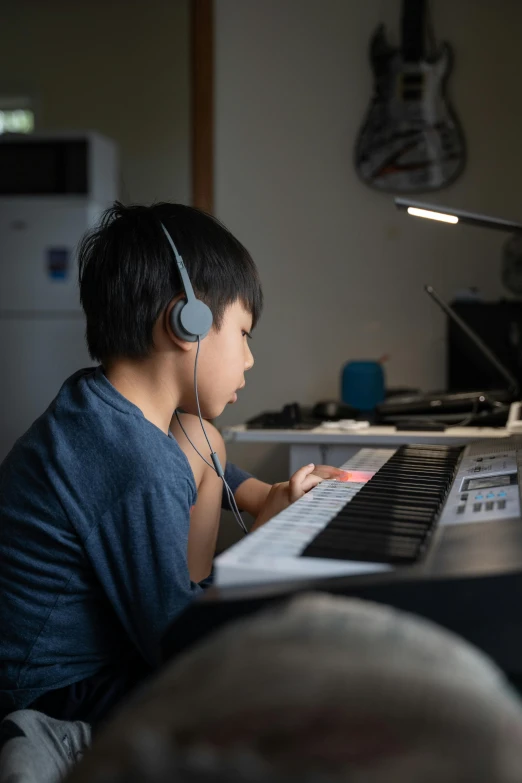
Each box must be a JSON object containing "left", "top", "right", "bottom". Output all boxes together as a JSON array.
[{"left": 242, "top": 330, "right": 252, "bottom": 339}]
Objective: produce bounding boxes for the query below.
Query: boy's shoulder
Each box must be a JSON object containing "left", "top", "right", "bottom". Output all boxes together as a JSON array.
[
  {"left": 3, "top": 367, "right": 195, "bottom": 495},
  {"left": 0, "top": 369, "right": 197, "bottom": 552},
  {"left": 64, "top": 367, "right": 193, "bottom": 474}
]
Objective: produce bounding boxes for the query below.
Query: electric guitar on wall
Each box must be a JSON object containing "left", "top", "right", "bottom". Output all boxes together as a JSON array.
[{"left": 354, "top": 0, "right": 466, "bottom": 193}]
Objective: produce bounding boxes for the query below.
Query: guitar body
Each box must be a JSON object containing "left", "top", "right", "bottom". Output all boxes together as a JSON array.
[{"left": 355, "top": 20, "right": 466, "bottom": 192}]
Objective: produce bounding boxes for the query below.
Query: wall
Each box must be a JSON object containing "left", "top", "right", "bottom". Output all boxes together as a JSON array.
[
  {"left": 2, "top": 0, "right": 522, "bottom": 542},
  {"left": 214, "top": 0, "right": 522, "bottom": 543},
  {"left": 0, "top": 0, "right": 190, "bottom": 203}
]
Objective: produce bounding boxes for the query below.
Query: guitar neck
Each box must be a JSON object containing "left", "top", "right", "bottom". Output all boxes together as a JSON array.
[{"left": 401, "top": 0, "right": 428, "bottom": 63}]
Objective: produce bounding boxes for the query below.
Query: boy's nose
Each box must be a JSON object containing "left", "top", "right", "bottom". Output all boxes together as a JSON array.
[{"left": 245, "top": 344, "right": 254, "bottom": 371}]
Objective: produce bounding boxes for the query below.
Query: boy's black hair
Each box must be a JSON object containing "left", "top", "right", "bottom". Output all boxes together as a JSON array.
[{"left": 78, "top": 202, "right": 263, "bottom": 362}]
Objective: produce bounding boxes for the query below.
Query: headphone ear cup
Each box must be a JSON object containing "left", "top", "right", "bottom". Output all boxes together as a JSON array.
[
  {"left": 170, "top": 299, "right": 197, "bottom": 342},
  {"left": 170, "top": 298, "right": 213, "bottom": 342}
]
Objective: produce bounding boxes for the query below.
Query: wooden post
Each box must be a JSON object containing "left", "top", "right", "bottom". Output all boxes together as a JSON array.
[{"left": 191, "top": 0, "right": 214, "bottom": 214}]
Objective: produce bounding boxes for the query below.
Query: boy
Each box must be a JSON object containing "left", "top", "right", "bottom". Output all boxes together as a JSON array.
[{"left": 0, "top": 202, "right": 339, "bottom": 726}]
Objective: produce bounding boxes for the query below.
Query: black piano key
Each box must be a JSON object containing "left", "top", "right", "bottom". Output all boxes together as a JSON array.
[
  {"left": 331, "top": 517, "right": 420, "bottom": 530},
  {"left": 311, "top": 516, "right": 434, "bottom": 543},
  {"left": 328, "top": 512, "right": 432, "bottom": 529},
  {"left": 376, "top": 459, "right": 451, "bottom": 468},
  {"left": 313, "top": 529, "right": 427, "bottom": 549},
  {"left": 360, "top": 479, "right": 447, "bottom": 493},
  {"left": 348, "top": 491, "right": 441, "bottom": 506},
  {"left": 348, "top": 495, "right": 444, "bottom": 511},
  {"left": 308, "top": 533, "right": 421, "bottom": 554},
  {"left": 367, "top": 470, "right": 452, "bottom": 484},
  {"left": 308, "top": 541, "right": 421, "bottom": 565},
  {"left": 343, "top": 497, "right": 439, "bottom": 513},
  {"left": 359, "top": 472, "right": 453, "bottom": 487},
  {"left": 305, "top": 534, "right": 426, "bottom": 563},
  {"left": 334, "top": 508, "right": 434, "bottom": 525},
  {"left": 308, "top": 548, "right": 420, "bottom": 565},
  {"left": 317, "top": 516, "right": 431, "bottom": 537}
]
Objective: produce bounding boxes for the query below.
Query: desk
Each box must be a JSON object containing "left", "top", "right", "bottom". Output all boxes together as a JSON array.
[{"left": 223, "top": 402, "right": 522, "bottom": 473}]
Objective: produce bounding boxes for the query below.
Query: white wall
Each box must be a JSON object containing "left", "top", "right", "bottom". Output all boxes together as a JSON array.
[
  {"left": 0, "top": 0, "right": 190, "bottom": 203},
  {"left": 214, "top": 0, "right": 522, "bottom": 489}
]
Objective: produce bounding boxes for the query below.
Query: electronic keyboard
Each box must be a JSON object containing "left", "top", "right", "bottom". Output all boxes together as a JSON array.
[
  {"left": 215, "top": 440, "right": 520, "bottom": 587},
  {"left": 163, "top": 439, "right": 522, "bottom": 680}
]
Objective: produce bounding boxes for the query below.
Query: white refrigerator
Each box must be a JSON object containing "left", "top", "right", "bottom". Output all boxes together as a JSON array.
[{"left": 0, "top": 132, "right": 118, "bottom": 461}]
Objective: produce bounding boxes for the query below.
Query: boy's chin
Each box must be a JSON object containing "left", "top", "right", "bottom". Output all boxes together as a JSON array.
[{"left": 180, "top": 401, "right": 226, "bottom": 420}]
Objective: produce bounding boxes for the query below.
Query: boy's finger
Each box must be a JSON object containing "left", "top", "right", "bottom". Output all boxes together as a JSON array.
[
  {"left": 288, "top": 463, "right": 316, "bottom": 502},
  {"left": 290, "top": 463, "right": 316, "bottom": 484},
  {"left": 300, "top": 474, "right": 323, "bottom": 494},
  {"left": 312, "top": 465, "right": 351, "bottom": 480},
  {"left": 289, "top": 474, "right": 323, "bottom": 502}
]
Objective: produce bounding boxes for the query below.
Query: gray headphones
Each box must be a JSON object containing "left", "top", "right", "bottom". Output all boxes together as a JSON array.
[
  {"left": 160, "top": 222, "right": 213, "bottom": 342},
  {"left": 160, "top": 219, "right": 247, "bottom": 533}
]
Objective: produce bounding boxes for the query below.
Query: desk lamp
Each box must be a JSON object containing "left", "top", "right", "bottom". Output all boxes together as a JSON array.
[
  {"left": 394, "top": 198, "right": 522, "bottom": 233},
  {"left": 394, "top": 198, "right": 522, "bottom": 294}
]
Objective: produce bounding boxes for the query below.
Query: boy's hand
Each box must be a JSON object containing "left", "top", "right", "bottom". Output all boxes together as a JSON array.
[
  {"left": 311, "top": 465, "right": 352, "bottom": 482},
  {"left": 251, "top": 463, "right": 327, "bottom": 531}
]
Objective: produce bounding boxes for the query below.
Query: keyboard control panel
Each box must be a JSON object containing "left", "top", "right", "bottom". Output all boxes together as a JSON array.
[{"left": 439, "top": 447, "right": 520, "bottom": 525}]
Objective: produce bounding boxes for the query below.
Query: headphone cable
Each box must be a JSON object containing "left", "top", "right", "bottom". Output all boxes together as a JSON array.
[{"left": 174, "top": 338, "right": 248, "bottom": 535}]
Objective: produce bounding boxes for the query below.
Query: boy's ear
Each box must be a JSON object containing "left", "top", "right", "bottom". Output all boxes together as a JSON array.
[{"left": 164, "top": 298, "right": 194, "bottom": 352}]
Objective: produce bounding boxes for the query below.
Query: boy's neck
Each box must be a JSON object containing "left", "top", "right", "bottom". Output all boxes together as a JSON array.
[{"left": 103, "top": 358, "right": 180, "bottom": 435}]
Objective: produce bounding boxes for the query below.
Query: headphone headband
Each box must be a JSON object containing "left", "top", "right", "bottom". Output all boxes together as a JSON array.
[{"left": 160, "top": 223, "right": 197, "bottom": 304}]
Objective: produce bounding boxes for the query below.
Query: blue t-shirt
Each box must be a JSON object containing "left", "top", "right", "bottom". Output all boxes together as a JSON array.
[{"left": 0, "top": 367, "right": 251, "bottom": 720}]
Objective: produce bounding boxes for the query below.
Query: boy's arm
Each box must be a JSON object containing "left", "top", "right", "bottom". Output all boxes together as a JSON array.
[
  {"left": 233, "top": 476, "right": 271, "bottom": 517},
  {"left": 222, "top": 460, "right": 271, "bottom": 517},
  {"left": 170, "top": 414, "right": 228, "bottom": 582}
]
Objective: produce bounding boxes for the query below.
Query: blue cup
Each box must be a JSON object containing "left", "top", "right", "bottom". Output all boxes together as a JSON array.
[{"left": 341, "top": 360, "right": 385, "bottom": 411}]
